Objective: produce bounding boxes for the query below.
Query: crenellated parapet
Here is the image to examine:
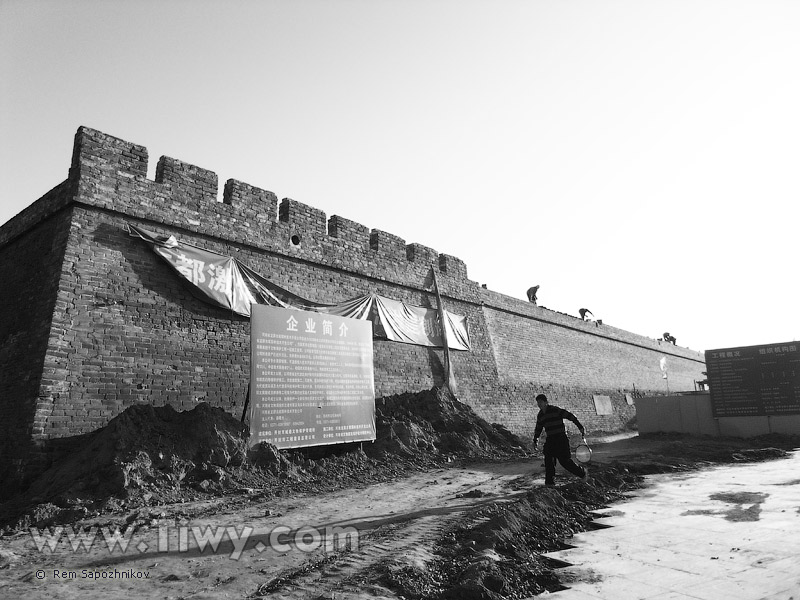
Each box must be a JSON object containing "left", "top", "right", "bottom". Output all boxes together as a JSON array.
[{"left": 1, "top": 126, "right": 478, "bottom": 300}]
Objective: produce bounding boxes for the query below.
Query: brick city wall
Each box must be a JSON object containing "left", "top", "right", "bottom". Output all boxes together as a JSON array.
[
  {"left": 0, "top": 127, "right": 706, "bottom": 492},
  {"left": 0, "top": 185, "right": 74, "bottom": 485},
  {"left": 479, "top": 289, "right": 705, "bottom": 434}
]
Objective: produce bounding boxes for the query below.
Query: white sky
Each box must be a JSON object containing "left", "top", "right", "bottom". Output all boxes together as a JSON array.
[{"left": 2, "top": 0, "right": 799, "bottom": 353}]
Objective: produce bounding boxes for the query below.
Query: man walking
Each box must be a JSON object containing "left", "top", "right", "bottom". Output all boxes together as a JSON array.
[{"left": 532, "top": 394, "right": 588, "bottom": 485}]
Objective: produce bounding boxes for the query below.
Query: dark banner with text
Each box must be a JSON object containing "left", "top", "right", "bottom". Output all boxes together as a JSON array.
[{"left": 706, "top": 341, "right": 800, "bottom": 417}]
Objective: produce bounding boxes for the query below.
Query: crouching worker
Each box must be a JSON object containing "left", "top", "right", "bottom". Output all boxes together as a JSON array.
[{"left": 532, "top": 394, "right": 588, "bottom": 485}]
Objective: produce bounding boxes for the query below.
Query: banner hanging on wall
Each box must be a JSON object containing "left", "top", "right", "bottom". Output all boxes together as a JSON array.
[
  {"left": 249, "top": 304, "right": 376, "bottom": 449},
  {"left": 126, "top": 222, "right": 470, "bottom": 351}
]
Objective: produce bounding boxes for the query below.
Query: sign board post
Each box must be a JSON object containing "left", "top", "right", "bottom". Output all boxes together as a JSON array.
[
  {"left": 706, "top": 341, "right": 800, "bottom": 417},
  {"left": 249, "top": 304, "right": 376, "bottom": 449}
]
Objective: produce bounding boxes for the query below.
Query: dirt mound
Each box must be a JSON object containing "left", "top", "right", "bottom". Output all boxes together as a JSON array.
[
  {"left": 369, "top": 433, "right": 800, "bottom": 600},
  {"left": 26, "top": 403, "right": 248, "bottom": 503},
  {"left": 367, "top": 387, "right": 528, "bottom": 460},
  {"left": 374, "top": 466, "right": 644, "bottom": 600},
  {"left": 0, "top": 403, "right": 253, "bottom": 530},
  {"left": 0, "top": 387, "right": 528, "bottom": 531}
]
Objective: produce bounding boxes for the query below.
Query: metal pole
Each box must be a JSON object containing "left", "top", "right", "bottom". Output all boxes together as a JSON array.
[{"left": 241, "top": 382, "right": 251, "bottom": 423}]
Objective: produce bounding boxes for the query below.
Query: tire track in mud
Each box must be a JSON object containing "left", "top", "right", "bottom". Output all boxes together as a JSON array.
[
  {"left": 255, "top": 510, "right": 466, "bottom": 599},
  {"left": 255, "top": 495, "right": 513, "bottom": 599}
]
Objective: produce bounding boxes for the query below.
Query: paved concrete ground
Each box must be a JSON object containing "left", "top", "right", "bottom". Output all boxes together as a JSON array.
[{"left": 540, "top": 450, "right": 800, "bottom": 599}]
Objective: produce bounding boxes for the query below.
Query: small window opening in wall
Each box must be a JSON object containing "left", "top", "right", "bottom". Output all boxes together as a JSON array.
[{"left": 290, "top": 234, "right": 301, "bottom": 246}]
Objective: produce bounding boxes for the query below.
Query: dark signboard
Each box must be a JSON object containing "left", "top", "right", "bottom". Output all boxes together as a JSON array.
[
  {"left": 706, "top": 341, "right": 800, "bottom": 417},
  {"left": 249, "top": 304, "right": 376, "bottom": 449}
]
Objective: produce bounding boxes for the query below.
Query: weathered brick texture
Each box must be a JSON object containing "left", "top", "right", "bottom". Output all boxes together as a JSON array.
[
  {"left": 0, "top": 196, "right": 74, "bottom": 487},
  {"left": 0, "top": 127, "right": 706, "bottom": 494}
]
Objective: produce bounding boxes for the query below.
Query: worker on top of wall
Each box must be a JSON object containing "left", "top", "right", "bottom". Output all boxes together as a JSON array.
[
  {"left": 532, "top": 394, "right": 588, "bottom": 486},
  {"left": 526, "top": 285, "right": 539, "bottom": 304}
]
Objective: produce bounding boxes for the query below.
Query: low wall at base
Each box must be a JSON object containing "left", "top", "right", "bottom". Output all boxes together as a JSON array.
[{"left": 636, "top": 393, "right": 800, "bottom": 437}]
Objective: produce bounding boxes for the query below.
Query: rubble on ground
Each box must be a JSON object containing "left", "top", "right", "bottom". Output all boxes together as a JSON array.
[
  {"left": 0, "top": 387, "right": 528, "bottom": 532},
  {"left": 371, "top": 447, "right": 798, "bottom": 600},
  {"left": 1, "top": 386, "right": 798, "bottom": 599},
  {"left": 367, "top": 386, "right": 528, "bottom": 460}
]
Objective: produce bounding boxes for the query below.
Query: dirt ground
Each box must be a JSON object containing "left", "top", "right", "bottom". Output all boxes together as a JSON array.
[{"left": 0, "top": 388, "right": 797, "bottom": 600}]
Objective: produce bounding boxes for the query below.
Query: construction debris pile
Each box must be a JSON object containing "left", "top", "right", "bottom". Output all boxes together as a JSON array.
[
  {"left": 377, "top": 472, "right": 642, "bottom": 599},
  {"left": 371, "top": 443, "right": 797, "bottom": 600},
  {"left": 367, "top": 386, "right": 527, "bottom": 461},
  {"left": 0, "top": 387, "right": 528, "bottom": 532},
  {"left": 1, "top": 386, "right": 797, "bottom": 599}
]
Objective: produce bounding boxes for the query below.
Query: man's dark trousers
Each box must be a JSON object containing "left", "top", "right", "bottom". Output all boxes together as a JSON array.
[{"left": 543, "top": 433, "right": 585, "bottom": 484}]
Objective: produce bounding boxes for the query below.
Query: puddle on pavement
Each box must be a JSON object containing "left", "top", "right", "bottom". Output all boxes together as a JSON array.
[
  {"left": 711, "top": 491, "right": 768, "bottom": 504},
  {"left": 723, "top": 503, "right": 762, "bottom": 521},
  {"left": 682, "top": 491, "right": 768, "bottom": 522},
  {"left": 557, "top": 566, "right": 604, "bottom": 585}
]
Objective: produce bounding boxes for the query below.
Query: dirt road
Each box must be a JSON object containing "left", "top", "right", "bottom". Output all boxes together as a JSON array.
[
  {"left": 2, "top": 432, "right": 796, "bottom": 600},
  {"left": 0, "top": 457, "right": 540, "bottom": 599}
]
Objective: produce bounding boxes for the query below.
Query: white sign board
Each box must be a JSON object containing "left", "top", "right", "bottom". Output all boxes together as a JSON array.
[
  {"left": 249, "top": 305, "right": 376, "bottom": 449},
  {"left": 592, "top": 394, "right": 614, "bottom": 416}
]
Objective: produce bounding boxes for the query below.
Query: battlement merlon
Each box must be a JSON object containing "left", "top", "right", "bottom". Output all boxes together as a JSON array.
[
  {"left": 279, "top": 198, "right": 327, "bottom": 234},
  {"left": 155, "top": 156, "right": 218, "bottom": 207},
  {"left": 439, "top": 254, "right": 467, "bottom": 279},
  {"left": 328, "top": 215, "right": 370, "bottom": 250},
  {"left": 70, "top": 126, "right": 148, "bottom": 180},
  {"left": 3, "top": 126, "right": 473, "bottom": 287},
  {"left": 222, "top": 180, "right": 278, "bottom": 222}
]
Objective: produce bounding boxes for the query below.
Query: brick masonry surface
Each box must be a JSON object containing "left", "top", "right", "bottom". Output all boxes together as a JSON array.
[{"left": 0, "top": 127, "right": 706, "bottom": 494}]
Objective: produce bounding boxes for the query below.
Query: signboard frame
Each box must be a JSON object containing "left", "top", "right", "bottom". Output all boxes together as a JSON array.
[
  {"left": 249, "top": 304, "right": 376, "bottom": 449},
  {"left": 706, "top": 341, "right": 800, "bottom": 417}
]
